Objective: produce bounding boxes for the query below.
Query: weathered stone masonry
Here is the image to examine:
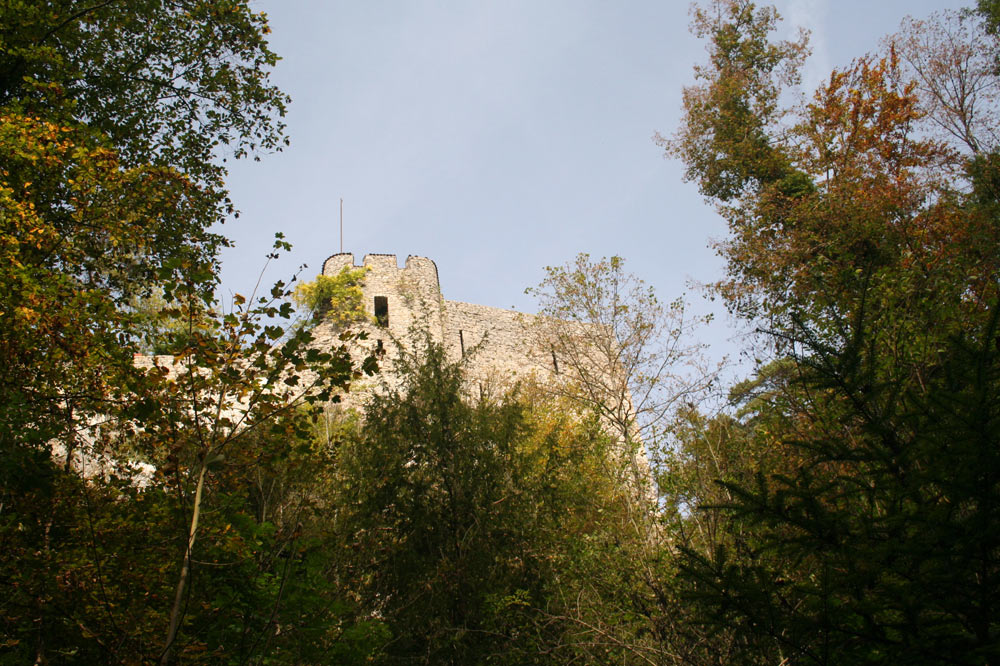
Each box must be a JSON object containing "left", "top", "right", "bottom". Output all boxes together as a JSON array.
[{"left": 317, "top": 252, "right": 559, "bottom": 395}]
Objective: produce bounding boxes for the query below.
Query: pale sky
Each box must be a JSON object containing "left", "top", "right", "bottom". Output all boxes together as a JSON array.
[{"left": 220, "top": 0, "right": 972, "bottom": 366}]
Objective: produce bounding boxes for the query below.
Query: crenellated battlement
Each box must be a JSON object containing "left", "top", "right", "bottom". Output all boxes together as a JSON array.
[
  {"left": 361, "top": 253, "right": 398, "bottom": 272},
  {"left": 322, "top": 253, "right": 440, "bottom": 293},
  {"left": 316, "top": 250, "right": 552, "bottom": 389},
  {"left": 321, "top": 252, "right": 355, "bottom": 275},
  {"left": 315, "top": 251, "right": 445, "bottom": 351},
  {"left": 403, "top": 255, "right": 440, "bottom": 287}
]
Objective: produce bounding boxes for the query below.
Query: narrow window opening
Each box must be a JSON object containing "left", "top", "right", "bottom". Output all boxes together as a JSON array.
[
  {"left": 376, "top": 339, "right": 384, "bottom": 354},
  {"left": 374, "top": 296, "right": 388, "bottom": 327},
  {"left": 459, "top": 330, "right": 465, "bottom": 357},
  {"left": 551, "top": 348, "right": 559, "bottom": 374}
]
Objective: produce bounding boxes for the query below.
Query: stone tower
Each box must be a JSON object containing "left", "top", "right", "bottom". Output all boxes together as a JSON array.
[
  {"left": 317, "top": 252, "right": 561, "bottom": 394},
  {"left": 322, "top": 252, "right": 446, "bottom": 344}
]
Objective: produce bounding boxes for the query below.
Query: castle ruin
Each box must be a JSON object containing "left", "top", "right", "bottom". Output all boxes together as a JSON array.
[
  {"left": 314, "top": 253, "right": 560, "bottom": 396},
  {"left": 314, "top": 252, "right": 654, "bottom": 495},
  {"left": 121, "top": 252, "right": 653, "bottom": 493}
]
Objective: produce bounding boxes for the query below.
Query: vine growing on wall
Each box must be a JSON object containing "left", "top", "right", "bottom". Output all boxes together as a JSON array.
[{"left": 293, "top": 266, "right": 370, "bottom": 324}]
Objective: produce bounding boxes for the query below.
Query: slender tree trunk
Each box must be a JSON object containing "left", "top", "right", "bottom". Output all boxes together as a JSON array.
[
  {"left": 63, "top": 404, "right": 75, "bottom": 473},
  {"left": 160, "top": 463, "right": 208, "bottom": 665}
]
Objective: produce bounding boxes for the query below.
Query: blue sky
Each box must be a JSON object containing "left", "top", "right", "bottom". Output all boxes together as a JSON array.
[{"left": 220, "top": 0, "right": 972, "bottom": 366}]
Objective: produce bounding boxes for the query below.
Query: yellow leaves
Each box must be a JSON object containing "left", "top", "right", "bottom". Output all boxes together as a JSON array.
[
  {"left": 798, "top": 51, "right": 950, "bottom": 186},
  {"left": 1, "top": 112, "right": 208, "bottom": 274},
  {"left": 293, "top": 266, "right": 370, "bottom": 323},
  {"left": 0, "top": 114, "right": 78, "bottom": 165},
  {"left": 15, "top": 306, "right": 38, "bottom": 325}
]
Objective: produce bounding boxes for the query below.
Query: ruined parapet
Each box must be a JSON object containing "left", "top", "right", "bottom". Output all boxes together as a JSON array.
[
  {"left": 320, "top": 253, "right": 557, "bottom": 389},
  {"left": 321, "top": 252, "right": 355, "bottom": 275},
  {"left": 320, "top": 253, "right": 445, "bottom": 346},
  {"left": 51, "top": 436, "right": 156, "bottom": 488}
]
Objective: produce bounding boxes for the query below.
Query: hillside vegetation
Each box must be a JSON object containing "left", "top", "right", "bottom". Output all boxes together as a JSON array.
[{"left": 2, "top": 1, "right": 1000, "bottom": 664}]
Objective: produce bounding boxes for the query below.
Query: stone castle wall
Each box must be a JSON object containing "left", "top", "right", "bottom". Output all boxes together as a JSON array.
[
  {"left": 132, "top": 253, "right": 578, "bottom": 405},
  {"left": 443, "top": 300, "right": 555, "bottom": 388},
  {"left": 129, "top": 252, "right": 652, "bottom": 492},
  {"left": 317, "top": 253, "right": 559, "bottom": 399},
  {"left": 322, "top": 252, "right": 446, "bottom": 345}
]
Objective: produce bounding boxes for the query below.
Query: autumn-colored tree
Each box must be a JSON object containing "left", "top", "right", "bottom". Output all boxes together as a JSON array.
[
  {"left": 667, "top": 2, "right": 1000, "bottom": 663},
  {"left": 526, "top": 254, "right": 715, "bottom": 460},
  {"left": 891, "top": 9, "right": 1000, "bottom": 155},
  {"left": 1, "top": 233, "right": 380, "bottom": 663},
  {"left": 666, "top": 0, "right": 969, "bottom": 337},
  {"left": 0, "top": 3, "right": 381, "bottom": 664},
  {"left": 0, "top": 0, "right": 288, "bottom": 454},
  {"left": 524, "top": 255, "right": 727, "bottom": 664}
]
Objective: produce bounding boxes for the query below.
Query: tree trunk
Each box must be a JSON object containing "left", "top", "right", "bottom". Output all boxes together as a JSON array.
[{"left": 160, "top": 462, "right": 208, "bottom": 665}]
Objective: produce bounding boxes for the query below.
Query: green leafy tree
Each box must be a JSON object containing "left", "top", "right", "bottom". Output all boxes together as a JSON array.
[
  {"left": 667, "top": 2, "right": 1000, "bottom": 663},
  {"left": 0, "top": 239, "right": 379, "bottom": 663},
  {"left": 0, "top": 0, "right": 287, "bottom": 198},
  {"left": 0, "top": 0, "right": 289, "bottom": 456},
  {"left": 525, "top": 254, "right": 727, "bottom": 665},
  {"left": 331, "top": 335, "right": 648, "bottom": 665},
  {"left": 0, "top": 3, "right": 379, "bottom": 664}
]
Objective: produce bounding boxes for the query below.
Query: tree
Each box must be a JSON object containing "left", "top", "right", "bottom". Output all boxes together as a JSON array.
[
  {"left": 0, "top": 236, "right": 380, "bottom": 663},
  {"left": 0, "top": 3, "right": 372, "bottom": 663},
  {"left": 891, "top": 9, "right": 1000, "bottom": 155},
  {"left": 141, "top": 253, "right": 367, "bottom": 664},
  {"left": 978, "top": 0, "right": 1000, "bottom": 44},
  {"left": 0, "top": 0, "right": 287, "bottom": 201},
  {"left": 0, "top": 0, "right": 289, "bottom": 457},
  {"left": 527, "top": 254, "right": 716, "bottom": 489},
  {"left": 329, "top": 334, "right": 651, "bottom": 665},
  {"left": 526, "top": 255, "right": 728, "bottom": 666},
  {"left": 664, "top": 1, "right": 969, "bottom": 336},
  {"left": 660, "top": 0, "right": 808, "bottom": 204},
  {"left": 667, "top": 1, "right": 1000, "bottom": 663}
]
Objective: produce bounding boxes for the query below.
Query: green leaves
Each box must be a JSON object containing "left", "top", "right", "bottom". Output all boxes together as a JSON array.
[
  {"left": 662, "top": 0, "right": 807, "bottom": 203},
  {"left": 0, "top": 3, "right": 361, "bottom": 663},
  {"left": 330, "top": 339, "right": 636, "bottom": 664},
  {"left": 666, "top": 4, "right": 1000, "bottom": 663}
]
